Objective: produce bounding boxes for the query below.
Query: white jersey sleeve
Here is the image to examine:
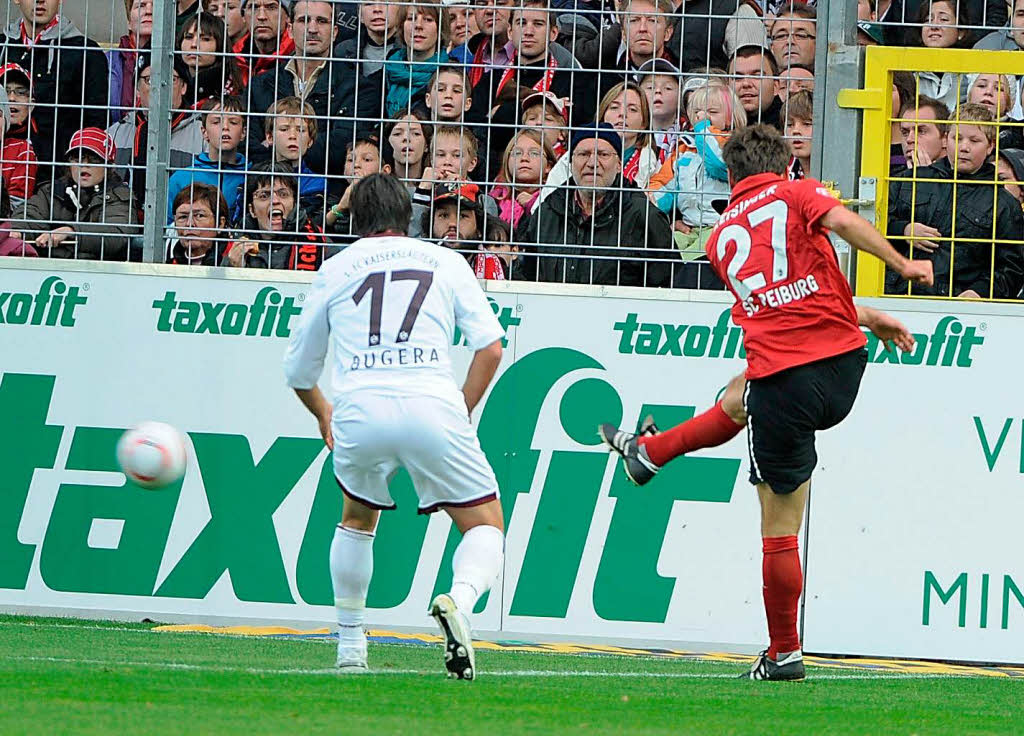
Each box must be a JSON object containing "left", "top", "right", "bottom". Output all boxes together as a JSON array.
[
  {"left": 449, "top": 255, "right": 505, "bottom": 350},
  {"left": 283, "top": 269, "right": 330, "bottom": 390}
]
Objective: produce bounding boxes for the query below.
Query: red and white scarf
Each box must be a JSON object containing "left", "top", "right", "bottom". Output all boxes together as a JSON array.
[{"left": 494, "top": 53, "right": 558, "bottom": 100}]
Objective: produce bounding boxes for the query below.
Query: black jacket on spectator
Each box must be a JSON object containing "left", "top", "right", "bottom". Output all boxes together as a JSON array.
[
  {"left": 249, "top": 59, "right": 381, "bottom": 174},
  {"left": 11, "top": 172, "right": 141, "bottom": 261},
  {"left": 241, "top": 210, "right": 335, "bottom": 270},
  {"left": 0, "top": 16, "right": 109, "bottom": 171},
  {"left": 589, "top": 40, "right": 681, "bottom": 98},
  {"left": 514, "top": 180, "right": 676, "bottom": 287},
  {"left": 887, "top": 158, "right": 1024, "bottom": 299},
  {"left": 674, "top": 0, "right": 741, "bottom": 72}
]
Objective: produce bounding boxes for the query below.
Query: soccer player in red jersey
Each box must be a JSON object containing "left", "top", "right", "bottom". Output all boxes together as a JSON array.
[{"left": 600, "top": 125, "right": 934, "bottom": 681}]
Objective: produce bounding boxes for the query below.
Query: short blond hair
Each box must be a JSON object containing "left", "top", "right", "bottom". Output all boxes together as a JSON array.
[
  {"left": 686, "top": 83, "right": 747, "bottom": 131},
  {"left": 264, "top": 97, "right": 318, "bottom": 140},
  {"left": 954, "top": 102, "right": 997, "bottom": 144}
]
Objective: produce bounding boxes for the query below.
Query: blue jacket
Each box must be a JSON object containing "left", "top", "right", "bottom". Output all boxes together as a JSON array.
[{"left": 166, "top": 152, "right": 248, "bottom": 223}]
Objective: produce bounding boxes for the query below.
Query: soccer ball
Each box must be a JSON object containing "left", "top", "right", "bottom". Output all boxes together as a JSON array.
[{"left": 116, "top": 422, "right": 188, "bottom": 489}]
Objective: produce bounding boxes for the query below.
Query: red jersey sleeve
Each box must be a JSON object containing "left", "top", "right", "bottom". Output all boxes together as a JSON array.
[{"left": 786, "top": 178, "right": 842, "bottom": 234}]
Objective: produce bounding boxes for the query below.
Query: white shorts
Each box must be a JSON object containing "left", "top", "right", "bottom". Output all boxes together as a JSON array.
[{"left": 332, "top": 391, "right": 500, "bottom": 514}]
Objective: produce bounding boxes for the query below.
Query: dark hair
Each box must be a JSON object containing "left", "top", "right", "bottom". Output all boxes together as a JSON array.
[
  {"left": 892, "top": 70, "right": 916, "bottom": 112},
  {"left": 722, "top": 124, "right": 791, "bottom": 183},
  {"left": 245, "top": 161, "right": 300, "bottom": 206},
  {"left": 350, "top": 173, "right": 412, "bottom": 236},
  {"left": 915, "top": 0, "right": 970, "bottom": 46},
  {"left": 347, "top": 129, "right": 396, "bottom": 172},
  {"left": 729, "top": 45, "right": 780, "bottom": 77},
  {"left": 481, "top": 213, "right": 510, "bottom": 244},
  {"left": 177, "top": 12, "right": 245, "bottom": 93},
  {"left": 200, "top": 94, "right": 246, "bottom": 126},
  {"left": 773, "top": 2, "right": 816, "bottom": 20},
  {"left": 172, "top": 182, "right": 230, "bottom": 226},
  {"left": 899, "top": 94, "right": 951, "bottom": 136},
  {"left": 386, "top": 111, "right": 432, "bottom": 172}
]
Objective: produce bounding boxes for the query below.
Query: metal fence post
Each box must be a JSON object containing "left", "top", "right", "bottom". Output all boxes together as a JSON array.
[
  {"left": 812, "top": 0, "right": 863, "bottom": 282},
  {"left": 141, "top": 0, "right": 177, "bottom": 264}
]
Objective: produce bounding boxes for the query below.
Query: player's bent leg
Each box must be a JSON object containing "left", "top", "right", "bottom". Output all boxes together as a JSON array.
[
  {"left": 429, "top": 499, "right": 505, "bottom": 681},
  {"left": 743, "top": 480, "right": 809, "bottom": 682},
  {"left": 331, "top": 495, "right": 381, "bottom": 673}
]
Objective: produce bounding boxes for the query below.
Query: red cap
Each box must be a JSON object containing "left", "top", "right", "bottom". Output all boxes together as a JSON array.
[
  {"left": 433, "top": 181, "right": 480, "bottom": 205},
  {"left": 0, "top": 63, "right": 31, "bottom": 91},
  {"left": 66, "top": 127, "right": 117, "bottom": 163}
]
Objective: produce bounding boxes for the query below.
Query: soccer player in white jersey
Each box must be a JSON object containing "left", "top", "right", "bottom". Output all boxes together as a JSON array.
[{"left": 284, "top": 174, "right": 506, "bottom": 680}]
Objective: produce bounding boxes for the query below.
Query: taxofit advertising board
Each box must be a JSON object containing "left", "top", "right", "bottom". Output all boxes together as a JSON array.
[{"left": 0, "top": 262, "right": 1021, "bottom": 664}]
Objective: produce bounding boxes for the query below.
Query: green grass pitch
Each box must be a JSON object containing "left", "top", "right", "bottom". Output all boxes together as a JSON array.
[{"left": 0, "top": 615, "right": 1019, "bottom": 735}]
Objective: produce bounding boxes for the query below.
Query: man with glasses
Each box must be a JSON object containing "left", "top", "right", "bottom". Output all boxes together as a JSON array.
[
  {"left": 516, "top": 122, "right": 676, "bottom": 287},
  {"left": 107, "top": 52, "right": 203, "bottom": 207},
  {"left": 233, "top": 0, "right": 296, "bottom": 84},
  {"left": 768, "top": 3, "right": 815, "bottom": 70}
]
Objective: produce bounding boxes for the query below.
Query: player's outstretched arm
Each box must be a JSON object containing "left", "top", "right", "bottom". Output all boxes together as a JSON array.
[
  {"left": 856, "top": 305, "right": 916, "bottom": 353},
  {"left": 462, "top": 339, "right": 503, "bottom": 416},
  {"left": 821, "top": 206, "right": 934, "bottom": 287}
]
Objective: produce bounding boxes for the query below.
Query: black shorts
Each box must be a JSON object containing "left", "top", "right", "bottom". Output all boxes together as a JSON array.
[{"left": 744, "top": 348, "right": 868, "bottom": 495}]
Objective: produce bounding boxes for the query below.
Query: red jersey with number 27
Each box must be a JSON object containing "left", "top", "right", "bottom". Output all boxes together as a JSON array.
[{"left": 705, "top": 173, "right": 866, "bottom": 379}]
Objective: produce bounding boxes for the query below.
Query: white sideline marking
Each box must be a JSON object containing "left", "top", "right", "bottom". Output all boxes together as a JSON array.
[{"left": 0, "top": 655, "right": 969, "bottom": 680}]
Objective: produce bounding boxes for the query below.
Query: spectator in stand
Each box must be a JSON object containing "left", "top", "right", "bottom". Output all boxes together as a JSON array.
[
  {"left": 261, "top": 97, "right": 329, "bottom": 222},
  {"left": 490, "top": 128, "right": 557, "bottom": 229},
  {"left": 251, "top": 0, "right": 379, "bottom": 174},
  {"left": 591, "top": 0, "right": 678, "bottom": 97},
  {"left": 516, "top": 122, "right": 675, "bottom": 287},
  {"left": 231, "top": 163, "right": 331, "bottom": 270},
  {"left": 470, "top": 214, "right": 517, "bottom": 279},
  {"left": 424, "top": 180, "right": 484, "bottom": 254},
  {"left": 387, "top": 111, "right": 431, "bottom": 195},
  {"left": 769, "top": 3, "right": 816, "bottom": 70},
  {"left": 166, "top": 96, "right": 248, "bottom": 222},
  {"left": 384, "top": 1, "right": 450, "bottom": 118},
  {"left": 975, "top": 0, "right": 1024, "bottom": 52},
  {"left": 10, "top": 128, "right": 139, "bottom": 261},
  {"left": 599, "top": 81, "right": 661, "bottom": 188},
  {"left": 0, "top": 0, "right": 109, "bottom": 174},
  {"left": 0, "top": 64, "right": 37, "bottom": 211},
  {"left": 233, "top": 0, "right": 295, "bottom": 85},
  {"left": 890, "top": 70, "right": 916, "bottom": 172},
  {"left": 914, "top": 1, "right": 969, "bottom": 110},
  {"left": 899, "top": 95, "right": 949, "bottom": 170},
  {"left": 326, "top": 131, "right": 394, "bottom": 238},
  {"left": 0, "top": 87, "right": 38, "bottom": 208},
  {"left": 521, "top": 90, "right": 570, "bottom": 158},
  {"left": 108, "top": 0, "right": 152, "bottom": 119},
  {"left": 425, "top": 65, "right": 475, "bottom": 122},
  {"left": 410, "top": 125, "right": 497, "bottom": 235},
  {"left": 728, "top": 45, "right": 782, "bottom": 129},
  {"left": 778, "top": 63, "right": 814, "bottom": 100},
  {"left": 649, "top": 81, "right": 746, "bottom": 259},
  {"left": 451, "top": 0, "right": 514, "bottom": 77},
  {"left": 334, "top": 1, "right": 399, "bottom": 83},
  {"left": 209, "top": 0, "right": 248, "bottom": 49},
  {"left": 963, "top": 73, "right": 1024, "bottom": 150},
  {"left": 0, "top": 178, "right": 33, "bottom": 256},
  {"left": 887, "top": 103, "right": 1024, "bottom": 299},
  {"left": 447, "top": 2, "right": 477, "bottom": 50},
  {"left": 178, "top": 12, "right": 245, "bottom": 103},
  {"left": 783, "top": 89, "right": 812, "bottom": 179},
  {"left": 996, "top": 148, "right": 1024, "bottom": 206},
  {"left": 167, "top": 182, "right": 232, "bottom": 265},
  {"left": 672, "top": 0, "right": 769, "bottom": 73},
  {"left": 637, "top": 59, "right": 684, "bottom": 164},
  {"left": 177, "top": 0, "right": 201, "bottom": 33},
  {"left": 108, "top": 51, "right": 203, "bottom": 206}
]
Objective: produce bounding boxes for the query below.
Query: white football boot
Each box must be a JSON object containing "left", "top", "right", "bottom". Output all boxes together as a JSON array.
[{"left": 336, "top": 628, "right": 369, "bottom": 673}]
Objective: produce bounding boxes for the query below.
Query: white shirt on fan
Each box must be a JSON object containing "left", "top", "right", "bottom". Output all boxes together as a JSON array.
[{"left": 283, "top": 236, "right": 504, "bottom": 405}]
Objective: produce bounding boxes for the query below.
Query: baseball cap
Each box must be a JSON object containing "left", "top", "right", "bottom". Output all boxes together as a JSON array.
[
  {"left": 521, "top": 91, "right": 570, "bottom": 123},
  {"left": 635, "top": 58, "right": 682, "bottom": 79},
  {"left": 0, "top": 63, "right": 31, "bottom": 92},
  {"left": 433, "top": 181, "right": 480, "bottom": 205},
  {"left": 66, "top": 127, "right": 117, "bottom": 163},
  {"left": 857, "top": 20, "right": 884, "bottom": 45}
]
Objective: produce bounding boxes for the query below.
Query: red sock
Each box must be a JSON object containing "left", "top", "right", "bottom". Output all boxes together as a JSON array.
[
  {"left": 637, "top": 401, "right": 743, "bottom": 467},
  {"left": 762, "top": 536, "right": 803, "bottom": 659}
]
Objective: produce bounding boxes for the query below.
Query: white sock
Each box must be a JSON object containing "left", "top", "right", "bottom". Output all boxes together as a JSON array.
[
  {"left": 330, "top": 525, "right": 374, "bottom": 647},
  {"left": 448, "top": 524, "right": 504, "bottom": 614}
]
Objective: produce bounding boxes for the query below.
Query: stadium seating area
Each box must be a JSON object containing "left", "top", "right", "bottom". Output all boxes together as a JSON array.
[{"left": 0, "top": 0, "right": 1022, "bottom": 298}]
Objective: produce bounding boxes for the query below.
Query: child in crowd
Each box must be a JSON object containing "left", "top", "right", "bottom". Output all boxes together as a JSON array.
[
  {"left": 166, "top": 96, "right": 248, "bottom": 223},
  {"left": 649, "top": 81, "right": 747, "bottom": 260},
  {"left": 599, "top": 81, "right": 661, "bottom": 188},
  {"left": 783, "top": 90, "right": 813, "bottom": 179},
  {"left": 521, "top": 91, "right": 570, "bottom": 158},
  {"left": 469, "top": 214, "right": 518, "bottom": 280},
  {"left": 963, "top": 73, "right": 1024, "bottom": 150},
  {"left": 0, "top": 85, "right": 37, "bottom": 207},
  {"left": 637, "top": 59, "right": 684, "bottom": 164},
  {"left": 489, "top": 128, "right": 556, "bottom": 229},
  {"left": 425, "top": 65, "right": 474, "bottom": 122},
  {"left": 326, "top": 132, "right": 394, "bottom": 237},
  {"left": 11, "top": 128, "right": 139, "bottom": 260},
  {"left": 387, "top": 111, "right": 431, "bottom": 195},
  {"left": 167, "top": 182, "right": 232, "bottom": 265},
  {"left": 383, "top": 0, "right": 450, "bottom": 117},
  {"left": 262, "top": 97, "right": 328, "bottom": 222},
  {"left": 411, "top": 124, "right": 496, "bottom": 236}
]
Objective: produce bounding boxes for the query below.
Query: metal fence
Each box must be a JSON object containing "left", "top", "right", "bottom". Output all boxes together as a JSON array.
[{"left": 0, "top": 0, "right": 1021, "bottom": 299}]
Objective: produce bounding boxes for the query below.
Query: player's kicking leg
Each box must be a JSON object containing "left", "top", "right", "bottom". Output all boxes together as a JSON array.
[
  {"left": 329, "top": 495, "right": 382, "bottom": 673},
  {"left": 599, "top": 373, "right": 748, "bottom": 485},
  {"left": 430, "top": 500, "right": 505, "bottom": 681},
  {"left": 742, "top": 479, "right": 808, "bottom": 681}
]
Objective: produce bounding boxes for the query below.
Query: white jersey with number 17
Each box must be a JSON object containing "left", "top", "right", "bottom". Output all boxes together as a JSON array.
[{"left": 283, "top": 236, "right": 505, "bottom": 404}]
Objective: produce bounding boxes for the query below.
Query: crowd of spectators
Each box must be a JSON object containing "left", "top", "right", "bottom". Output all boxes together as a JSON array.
[{"left": 0, "top": 0, "right": 1021, "bottom": 298}]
